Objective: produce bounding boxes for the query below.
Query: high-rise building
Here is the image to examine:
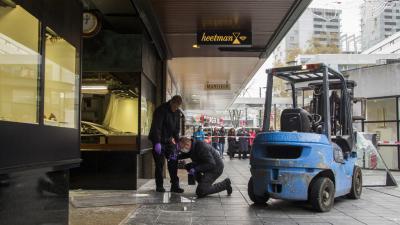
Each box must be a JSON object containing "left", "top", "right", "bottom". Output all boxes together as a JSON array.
[
  {"left": 273, "top": 8, "right": 341, "bottom": 65},
  {"left": 361, "top": 2, "right": 400, "bottom": 50}
]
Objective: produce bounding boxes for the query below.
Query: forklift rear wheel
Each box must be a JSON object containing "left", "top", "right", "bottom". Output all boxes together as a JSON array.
[
  {"left": 310, "top": 177, "right": 335, "bottom": 212},
  {"left": 248, "top": 177, "right": 269, "bottom": 204},
  {"left": 347, "top": 166, "right": 362, "bottom": 199}
]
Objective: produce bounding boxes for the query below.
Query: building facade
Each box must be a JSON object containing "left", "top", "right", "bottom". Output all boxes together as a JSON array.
[
  {"left": 362, "top": 31, "right": 400, "bottom": 54},
  {"left": 361, "top": 2, "right": 400, "bottom": 50},
  {"left": 344, "top": 62, "right": 400, "bottom": 170},
  {"left": 273, "top": 8, "right": 341, "bottom": 65}
]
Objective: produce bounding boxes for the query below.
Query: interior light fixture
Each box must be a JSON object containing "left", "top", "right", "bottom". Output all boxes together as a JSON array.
[
  {"left": 192, "top": 44, "right": 200, "bottom": 49},
  {"left": 82, "top": 85, "right": 108, "bottom": 90}
]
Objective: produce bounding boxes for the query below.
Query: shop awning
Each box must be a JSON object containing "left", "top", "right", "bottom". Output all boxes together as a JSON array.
[{"left": 87, "top": 0, "right": 312, "bottom": 111}]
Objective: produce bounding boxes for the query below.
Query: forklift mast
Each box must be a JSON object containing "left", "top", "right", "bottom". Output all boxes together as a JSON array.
[{"left": 263, "top": 64, "right": 354, "bottom": 141}]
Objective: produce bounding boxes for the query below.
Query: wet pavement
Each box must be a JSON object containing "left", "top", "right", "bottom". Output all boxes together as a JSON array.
[{"left": 70, "top": 159, "right": 400, "bottom": 225}]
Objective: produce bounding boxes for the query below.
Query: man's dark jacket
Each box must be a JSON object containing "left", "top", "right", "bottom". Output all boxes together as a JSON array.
[
  {"left": 148, "top": 101, "right": 181, "bottom": 144},
  {"left": 179, "top": 142, "right": 223, "bottom": 173}
]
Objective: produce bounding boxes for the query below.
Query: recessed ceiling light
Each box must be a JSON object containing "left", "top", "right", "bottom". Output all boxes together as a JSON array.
[{"left": 192, "top": 44, "right": 200, "bottom": 49}]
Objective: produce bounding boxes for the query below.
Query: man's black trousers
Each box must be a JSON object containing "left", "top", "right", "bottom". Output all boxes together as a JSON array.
[
  {"left": 195, "top": 168, "right": 229, "bottom": 197},
  {"left": 152, "top": 144, "right": 179, "bottom": 188}
]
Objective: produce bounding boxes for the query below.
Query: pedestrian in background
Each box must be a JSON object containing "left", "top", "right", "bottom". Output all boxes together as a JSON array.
[
  {"left": 148, "top": 95, "right": 184, "bottom": 193},
  {"left": 193, "top": 126, "right": 205, "bottom": 142},
  {"left": 238, "top": 127, "right": 249, "bottom": 159},
  {"left": 227, "top": 128, "right": 236, "bottom": 159},
  {"left": 211, "top": 127, "right": 220, "bottom": 151},
  {"left": 219, "top": 126, "right": 226, "bottom": 158}
]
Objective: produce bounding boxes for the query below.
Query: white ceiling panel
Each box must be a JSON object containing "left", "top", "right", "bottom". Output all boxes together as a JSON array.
[{"left": 168, "top": 57, "right": 265, "bottom": 111}]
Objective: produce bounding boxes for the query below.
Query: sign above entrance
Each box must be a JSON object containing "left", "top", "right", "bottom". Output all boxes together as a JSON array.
[
  {"left": 205, "top": 81, "right": 231, "bottom": 90},
  {"left": 197, "top": 30, "right": 252, "bottom": 46}
]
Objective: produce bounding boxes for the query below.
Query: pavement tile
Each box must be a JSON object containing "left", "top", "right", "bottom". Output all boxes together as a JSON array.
[{"left": 107, "top": 159, "right": 400, "bottom": 225}]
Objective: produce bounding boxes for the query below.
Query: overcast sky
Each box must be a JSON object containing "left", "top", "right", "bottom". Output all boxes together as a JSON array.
[{"left": 242, "top": 0, "right": 364, "bottom": 98}]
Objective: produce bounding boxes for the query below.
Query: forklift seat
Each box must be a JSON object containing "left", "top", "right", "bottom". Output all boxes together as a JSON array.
[
  {"left": 281, "top": 108, "right": 312, "bottom": 132},
  {"left": 332, "top": 135, "right": 352, "bottom": 153}
]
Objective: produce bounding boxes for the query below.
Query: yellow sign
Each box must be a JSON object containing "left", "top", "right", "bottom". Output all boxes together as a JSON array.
[{"left": 197, "top": 31, "right": 252, "bottom": 46}]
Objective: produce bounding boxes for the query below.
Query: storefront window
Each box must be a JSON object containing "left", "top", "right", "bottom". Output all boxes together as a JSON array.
[
  {"left": 365, "top": 122, "right": 398, "bottom": 143},
  {"left": 44, "top": 27, "right": 78, "bottom": 128},
  {"left": 366, "top": 98, "right": 397, "bottom": 121},
  {"left": 365, "top": 122, "right": 398, "bottom": 170},
  {"left": 376, "top": 146, "right": 398, "bottom": 170},
  {"left": 0, "top": 5, "right": 40, "bottom": 123}
]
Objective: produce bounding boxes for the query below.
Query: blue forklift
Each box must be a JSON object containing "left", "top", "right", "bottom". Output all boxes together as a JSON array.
[{"left": 248, "top": 63, "right": 362, "bottom": 212}]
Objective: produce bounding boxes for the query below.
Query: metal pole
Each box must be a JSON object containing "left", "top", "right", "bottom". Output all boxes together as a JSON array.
[
  {"left": 291, "top": 83, "right": 297, "bottom": 108},
  {"left": 323, "top": 65, "right": 331, "bottom": 140},
  {"left": 263, "top": 72, "right": 274, "bottom": 131},
  {"left": 245, "top": 107, "right": 248, "bottom": 126},
  {"left": 274, "top": 104, "right": 277, "bottom": 130}
]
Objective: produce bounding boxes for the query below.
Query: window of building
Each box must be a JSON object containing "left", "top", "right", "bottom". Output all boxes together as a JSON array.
[
  {"left": 0, "top": 5, "right": 40, "bottom": 124},
  {"left": 385, "top": 16, "right": 393, "bottom": 19},
  {"left": 314, "top": 31, "right": 326, "bottom": 35},
  {"left": 385, "top": 22, "right": 397, "bottom": 26},
  {"left": 289, "top": 36, "right": 294, "bottom": 41},
  {"left": 397, "top": 16, "right": 400, "bottom": 19},
  {"left": 385, "top": 28, "right": 392, "bottom": 31},
  {"left": 363, "top": 97, "right": 400, "bottom": 170},
  {"left": 366, "top": 98, "right": 397, "bottom": 121},
  {"left": 384, "top": 9, "right": 393, "bottom": 13},
  {"left": 314, "top": 24, "right": 323, "bottom": 28},
  {"left": 326, "top": 25, "right": 339, "bottom": 29},
  {"left": 325, "top": 12, "right": 336, "bottom": 16},
  {"left": 330, "top": 19, "right": 339, "bottom": 22},
  {"left": 44, "top": 27, "right": 78, "bottom": 128},
  {"left": 314, "top": 18, "right": 325, "bottom": 22}
]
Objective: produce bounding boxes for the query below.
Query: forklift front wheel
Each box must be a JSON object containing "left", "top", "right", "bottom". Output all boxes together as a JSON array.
[
  {"left": 248, "top": 177, "right": 269, "bottom": 204},
  {"left": 310, "top": 177, "right": 335, "bottom": 212},
  {"left": 347, "top": 166, "right": 362, "bottom": 199}
]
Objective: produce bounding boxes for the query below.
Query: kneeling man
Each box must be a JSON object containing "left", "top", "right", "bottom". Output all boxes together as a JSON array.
[{"left": 178, "top": 137, "right": 232, "bottom": 198}]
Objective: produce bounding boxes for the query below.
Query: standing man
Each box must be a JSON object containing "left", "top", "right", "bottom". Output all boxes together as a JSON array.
[
  {"left": 238, "top": 127, "right": 249, "bottom": 159},
  {"left": 178, "top": 137, "right": 232, "bottom": 198},
  {"left": 148, "top": 95, "right": 184, "bottom": 193},
  {"left": 211, "top": 127, "right": 220, "bottom": 151},
  {"left": 218, "top": 126, "right": 226, "bottom": 158}
]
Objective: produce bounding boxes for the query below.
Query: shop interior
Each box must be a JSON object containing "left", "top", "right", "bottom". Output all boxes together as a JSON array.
[{"left": 80, "top": 72, "right": 139, "bottom": 149}]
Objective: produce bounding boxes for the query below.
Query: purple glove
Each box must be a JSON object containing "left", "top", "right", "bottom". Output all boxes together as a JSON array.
[
  {"left": 154, "top": 143, "right": 162, "bottom": 155},
  {"left": 189, "top": 168, "right": 196, "bottom": 176},
  {"left": 169, "top": 152, "right": 177, "bottom": 161}
]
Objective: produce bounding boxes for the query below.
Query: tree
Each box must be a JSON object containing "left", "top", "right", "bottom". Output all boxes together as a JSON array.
[
  {"left": 304, "top": 34, "right": 341, "bottom": 54},
  {"left": 286, "top": 47, "right": 303, "bottom": 63}
]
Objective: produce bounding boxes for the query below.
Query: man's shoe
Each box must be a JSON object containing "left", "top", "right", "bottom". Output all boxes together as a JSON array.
[
  {"left": 170, "top": 187, "right": 184, "bottom": 193},
  {"left": 156, "top": 187, "right": 166, "bottom": 192},
  {"left": 227, "top": 184, "right": 233, "bottom": 196},
  {"left": 225, "top": 178, "right": 232, "bottom": 196}
]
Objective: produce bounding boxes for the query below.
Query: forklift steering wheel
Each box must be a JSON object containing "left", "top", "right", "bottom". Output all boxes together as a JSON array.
[{"left": 310, "top": 114, "right": 322, "bottom": 124}]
